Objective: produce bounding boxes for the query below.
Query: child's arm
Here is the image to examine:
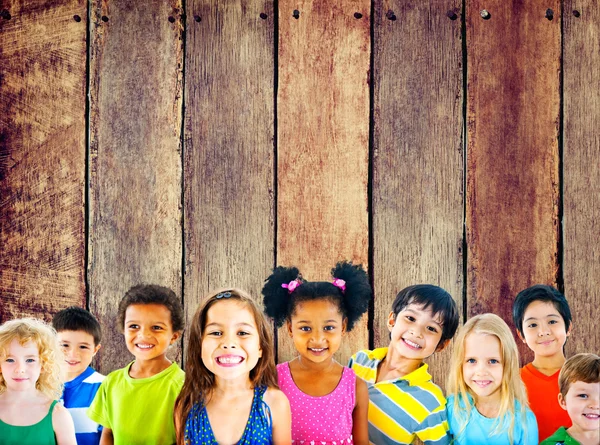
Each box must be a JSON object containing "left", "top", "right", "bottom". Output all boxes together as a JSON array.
[
  {"left": 52, "top": 403, "right": 77, "bottom": 445},
  {"left": 416, "top": 407, "right": 451, "bottom": 445},
  {"left": 99, "top": 427, "right": 114, "bottom": 445},
  {"left": 264, "top": 388, "right": 292, "bottom": 445},
  {"left": 352, "top": 377, "right": 369, "bottom": 445}
]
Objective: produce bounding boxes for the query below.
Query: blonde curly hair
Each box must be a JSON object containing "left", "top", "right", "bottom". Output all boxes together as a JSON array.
[{"left": 0, "top": 318, "right": 64, "bottom": 400}]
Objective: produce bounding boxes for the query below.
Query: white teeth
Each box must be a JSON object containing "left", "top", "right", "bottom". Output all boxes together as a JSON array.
[
  {"left": 583, "top": 414, "right": 599, "bottom": 419},
  {"left": 217, "top": 356, "right": 243, "bottom": 364},
  {"left": 310, "top": 348, "right": 325, "bottom": 352},
  {"left": 137, "top": 344, "right": 153, "bottom": 349},
  {"left": 404, "top": 339, "right": 421, "bottom": 349}
]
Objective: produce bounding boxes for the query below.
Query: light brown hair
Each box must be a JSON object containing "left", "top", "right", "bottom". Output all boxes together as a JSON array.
[{"left": 559, "top": 352, "right": 600, "bottom": 396}]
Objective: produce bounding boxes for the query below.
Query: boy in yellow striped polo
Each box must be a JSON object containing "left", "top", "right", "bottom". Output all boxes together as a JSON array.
[{"left": 349, "top": 285, "right": 459, "bottom": 445}]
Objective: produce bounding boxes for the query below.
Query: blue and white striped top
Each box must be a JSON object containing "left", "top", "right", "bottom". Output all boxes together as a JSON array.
[{"left": 61, "top": 366, "right": 105, "bottom": 445}]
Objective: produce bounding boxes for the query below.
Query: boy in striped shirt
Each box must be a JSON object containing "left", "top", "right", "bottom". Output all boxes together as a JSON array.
[
  {"left": 349, "top": 285, "right": 459, "bottom": 445},
  {"left": 53, "top": 306, "right": 105, "bottom": 445}
]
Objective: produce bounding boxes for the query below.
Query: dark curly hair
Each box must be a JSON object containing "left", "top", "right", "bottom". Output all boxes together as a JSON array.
[
  {"left": 262, "top": 261, "right": 371, "bottom": 331},
  {"left": 117, "top": 284, "right": 185, "bottom": 333}
]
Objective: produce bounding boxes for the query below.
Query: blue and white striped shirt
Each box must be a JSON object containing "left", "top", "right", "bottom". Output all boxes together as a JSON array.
[{"left": 61, "top": 366, "right": 105, "bottom": 445}]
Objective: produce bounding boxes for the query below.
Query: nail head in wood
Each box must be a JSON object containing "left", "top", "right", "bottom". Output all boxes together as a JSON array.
[
  {"left": 194, "top": 15, "right": 201, "bottom": 22},
  {"left": 260, "top": 13, "right": 268, "bottom": 20},
  {"left": 73, "top": 15, "right": 81, "bottom": 22},
  {"left": 101, "top": 15, "right": 109, "bottom": 22},
  {"left": 354, "top": 12, "right": 363, "bottom": 19},
  {"left": 447, "top": 10, "right": 458, "bottom": 20},
  {"left": 480, "top": 9, "right": 491, "bottom": 20},
  {"left": 1, "top": 9, "right": 11, "bottom": 20},
  {"left": 168, "top": 16, "right": 175, "bottom": 23},
  {"left": 545, "top": 8, "right": 554, "bottom": 20},
  {"left": 386, "top": 10, "right": 396, "bottom": 21},
  {"left": 573, "top": 10, "right": 580, "bottom": 17},
  {"left": 292, "top": 10, "right": 300, "bottom": 19}
]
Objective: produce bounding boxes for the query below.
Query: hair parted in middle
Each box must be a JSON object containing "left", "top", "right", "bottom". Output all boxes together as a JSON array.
[
  {"left": 175, "top": 288, "right": 278, "bottom": 445},
  {"left": 262, "top": 261, "right": 372, "bottom": 331},
  {"left": 446, "top": 313, "right": 530, "bottom": 444}
]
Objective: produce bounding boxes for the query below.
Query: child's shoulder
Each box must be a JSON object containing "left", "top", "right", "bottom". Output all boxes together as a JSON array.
[
  {"left": 263, "top": 386, "right": 290, "bottom": 411},
  {"left": 349, "top": 347, "right": 387, "bottom": 367}
]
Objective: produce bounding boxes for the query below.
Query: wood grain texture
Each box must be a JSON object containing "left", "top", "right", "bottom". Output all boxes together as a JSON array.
[
  {"left": 372, "top": 0, "right": 464, "bottom": 389},
  {"left": 0, "top": 0, "right": 86, "bottom": 322},
  {"left": 183, "top": 1, "right": 275, "bottom": 326},
  {"left": 466, "top": 0, "right": 561, "bottom": 362},
  {"left": 563, "top": 0, "right": 600, "bottom": 356},
  {"left": 277, "top": 0, "right": 370, "bottom": 363},
  {"left": 88, "top": 0, "right": 183, "bottom": 374}
]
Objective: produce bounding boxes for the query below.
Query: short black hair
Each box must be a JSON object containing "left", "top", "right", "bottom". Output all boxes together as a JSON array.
[
  {"left": 52, "top": 306, "right": 102, "bottom": 345},
  {"left": 262, "top": 261, "right": 372, "bottom": 332},
  {"left": 117, "top": 284, "right": 185, "bottom": 333},
  {"left": 512, "top": 284, "right": 572, "bottom": 337},
  {"left": 391, "top": 284, "right": 459, "bottom": 345}
]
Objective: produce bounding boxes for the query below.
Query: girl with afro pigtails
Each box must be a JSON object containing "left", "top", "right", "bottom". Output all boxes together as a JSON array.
[{"left": 262, "top": 261, "right": 372, "bottom": 445}]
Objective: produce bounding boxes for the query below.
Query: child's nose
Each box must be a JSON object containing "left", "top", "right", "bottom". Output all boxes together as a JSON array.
[{"left": 221, "top": 334, "right": 237, "bottom": 348}]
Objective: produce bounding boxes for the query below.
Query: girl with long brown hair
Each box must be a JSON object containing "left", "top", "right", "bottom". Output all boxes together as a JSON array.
[{"left": 175, "top": 289, "right": 290, "bottom": 445}]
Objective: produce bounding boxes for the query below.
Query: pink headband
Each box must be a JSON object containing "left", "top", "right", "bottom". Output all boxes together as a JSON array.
[
  {"left": 281, "top": 279, "right": 301, "bottom": 293},
  {"left": 332, "top": 278, "right": 346, "bottom": 293}
]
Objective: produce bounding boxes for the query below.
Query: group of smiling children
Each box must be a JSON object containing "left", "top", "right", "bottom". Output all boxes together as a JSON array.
[{"left": 0, "top": 261, "right": 598, "bottom": 445}]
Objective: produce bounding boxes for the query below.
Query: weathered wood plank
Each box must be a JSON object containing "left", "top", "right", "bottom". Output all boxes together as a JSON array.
[
  {"left": 183, "top": 1, "right": 275, "bottom": 326},
  {"left": 277, "top": 0, "right": 370, "bottom": 363},
  {"left": 0, "top": 0, "right": 86, "bottom": 322},
  {"left": 88, "top": 0, "right": 183, "bottom": 374},
  {"left": 466, "top": 0, "right": 561, "bottom": 363},
  {"left": 372, "top": 0, "right": 464, "bottom": 389},
  {"left": 563, "top": 0, "right": 600, "bottom": 357}
]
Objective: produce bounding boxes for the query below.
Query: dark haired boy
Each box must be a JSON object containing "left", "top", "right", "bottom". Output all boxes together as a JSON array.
[
  {"left": 512, "top": 284, "right": 573, "bottom": 442},
  {"left": 349, "top": 284, "right": 459, "bottom": 445},
  {"left": 540, "top": 353, "right": 600, "bottom": 445},
  {"left": 88, "top": 284, "right": 184, "bottom": 445},
  {"left": 53, "top": 306, "right": 105, "bottom": 445}
]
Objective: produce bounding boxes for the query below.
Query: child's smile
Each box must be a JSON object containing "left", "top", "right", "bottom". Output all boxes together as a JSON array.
[
  {"left": 387, "top": 303, "right": 444, "bottom": 361},
  {"left": 124, "top": 303, "right": 179, "bottom": 364},
  {"left": 520, "top": 300, "right": 570, "bottom": 359},
  {"left": 287, "top": 299, "right": 346, "bottom": 367},
  {"left": 0, "top": 340, "right": 42, "bottom": 392},
  {"left": 202, "top": 300, "right": 262, "bottom": 380}
]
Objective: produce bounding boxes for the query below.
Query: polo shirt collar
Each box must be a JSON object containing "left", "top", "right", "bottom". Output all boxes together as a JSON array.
[{"left": 370, "top": 347, "right": 432, "bottom": 385}]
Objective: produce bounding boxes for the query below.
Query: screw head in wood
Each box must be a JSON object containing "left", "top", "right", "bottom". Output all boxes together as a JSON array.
[
  {"left": 447, "top": 10, "right": 458, "bottom": 20},
  {"left": 292, "top": 9, "right": 300, "bottom": 19},
  {"left": 354, "top": 12, "right": 363, "bottom": 19},
  {"left": 386, "top": 10, "right": 397, "bottom": 21},
  {"left": 1, "top": 9, "right": 12, "bottom": 20},
  {"left": 545, "top": 8, "right": 554, "bottom": 20},
  {"left": 73, "top": 14, "right": 82, "bottom": 22},
  {"left": 260, "top": 13, "right": 268, "bottom": 20},
  {"left": 480, "top": 9, "right": 491, "bottom": 20},
  {"left": 194, "top": 15, "right": 201, "bottom": 22},
  {"left": 573, "top": 10, "right": 580, "bottom": 18},
  {"left": 101, "top": 15, "right": 109, "bottom": 22}
]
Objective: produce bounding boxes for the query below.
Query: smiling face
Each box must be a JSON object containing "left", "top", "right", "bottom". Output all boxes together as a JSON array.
[
  {"left": 462, "top": 332, "right": 503, "bottom": 403},
  {"left": 201, "top": 299, "right": 262, "bottom": 382},
  {"left": 124, "top": 303, "right": 180, "bottom": 363},
  {"left": 388, "top": 303, "right": 444, "bottom": 361},
  {"left": 287, "top": 299, "right": 346, "bottom": 366},
  {"left": 559, "top": 380, "right": 600, "bottom": 435},
  {"left": 57, "top": 330, "right": 101, "bottom": 381},
  {"left": 519, "top": 300, "right": 570, "bottom": 359},
  {"left": 0, "top": 339, "right": 42, "bottom": 393}
]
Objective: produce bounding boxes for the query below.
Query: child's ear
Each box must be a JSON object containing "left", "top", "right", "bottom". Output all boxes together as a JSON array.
[
  {"left": 342, "top": 318, "right": 348, "bottom": 336},
  {"left": 93, "top": 343, "right": 102, "bottom": 356},
  {"left": 436, "top": 339, "right": 451, "bottom": 352},
  {"left": 558, "top": 393, "right": 568, "bottom": 411},
  {"left": 387, "top": 311, "right": 396, "bottom": 332},
  {"left": 170, "top": 331, "right": 181, "bottom": 344},
  {"left": 566, "top": 323, "right": 573, "bottom": 337},
  {"left": 516, "top": 329, "right": 526, "bottom": 343},
  {"left": 286, "top": 319, "right": 293, "bottom": 338}
]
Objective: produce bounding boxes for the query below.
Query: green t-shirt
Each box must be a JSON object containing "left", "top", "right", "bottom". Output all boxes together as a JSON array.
[
  {"left": 88, "top": 361, "right": 185, "bottom": 445},
  {"left": 539, "top": 427, "right": 581, "bottom": 445}
]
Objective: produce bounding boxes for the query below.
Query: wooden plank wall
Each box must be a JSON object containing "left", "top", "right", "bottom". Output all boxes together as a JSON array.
[
  {"left": 0, "top": 0, "right": 86, "bottom": 321},
  {"left": 372, "top": 0, "right": 463, "bottom": 387},
  {"left": 88, "top": 0, "right": 184, "bottom": 372},
  {"left": 1, "top": 0, "right": 599, "bottom": 380},
  {"left": 563, "top": 0, "right": 600, "bottom": 357},
  {"left": 277, "top": 0, "right": 370, "bottom": 362},
  {"left": 466, "top": 0, "right": 561, "bottom": 363}
]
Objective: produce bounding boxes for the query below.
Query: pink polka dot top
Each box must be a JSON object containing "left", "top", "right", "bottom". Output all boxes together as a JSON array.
[{"left": 277, "top": 362, "right": 356, "bottom": 445}]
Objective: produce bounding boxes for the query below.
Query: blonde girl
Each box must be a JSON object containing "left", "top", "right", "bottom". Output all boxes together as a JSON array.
[
  {"left": 175, "top": 289, "right": 291, "bottom": 444},
  {"left": 446, "top": 313, "right": 538, "bottom": 445},
  {"left": 0, "top": 318, "right": 76, "bottom": 445}
]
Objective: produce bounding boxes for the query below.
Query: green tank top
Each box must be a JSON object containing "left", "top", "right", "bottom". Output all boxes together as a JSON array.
[{"left": 0, "top": 399, "right": 58, "bottom": 445}]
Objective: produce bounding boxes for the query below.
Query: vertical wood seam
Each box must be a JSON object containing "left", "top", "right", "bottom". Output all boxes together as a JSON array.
[
  {"left": 180, "top": 0, "right": 188, "bottom": 368},
  {"left": 461, "top": 0, "right": 468, "bottom": 325},
  {"left": 367, "top": 0, "right": 375, "bottom": 351},
  {"left": 557, "top": 0, "right": 565, "bottom": 294},
  {"left": 85, "top": 0, "right": 92, "bottom": 311},
  {"left": 273, "top": 0, "right": 280, "bottom": 364}
]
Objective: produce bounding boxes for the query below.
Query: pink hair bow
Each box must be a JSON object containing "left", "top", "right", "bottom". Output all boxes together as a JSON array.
[
  {"left": 332, "top": 278, "right": 346, "bottom": 293},
  {"left": 281, "top": 279, "right": 301, "bottom": 293}
]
